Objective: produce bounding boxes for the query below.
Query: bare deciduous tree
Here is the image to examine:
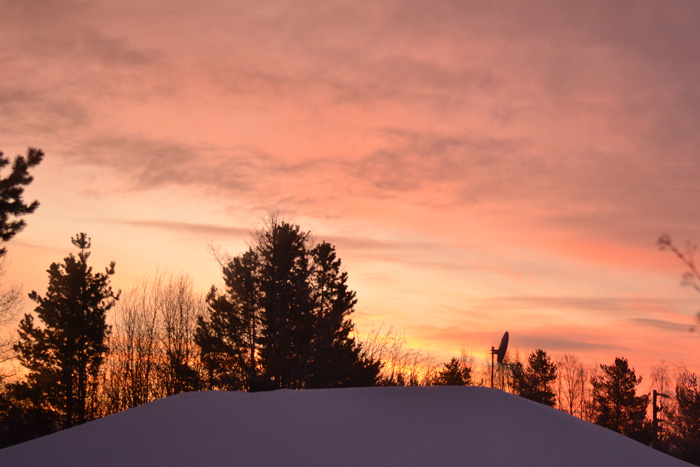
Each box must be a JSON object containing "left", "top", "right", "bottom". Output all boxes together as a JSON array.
[
  {"left": 555, "top": 353, "right": 588, "bottom": 418},
  {"left": 105, "top": 277, "right": 160, "bottom": 413},
  {"left": 157, "top": 274, "right": 206, "bottom": 396},
  {"left": 359, "top": 325, "right": 436, "bottom": 386},
  {"left": 105, "top": 272, "right": 206, "bottom": 414}
]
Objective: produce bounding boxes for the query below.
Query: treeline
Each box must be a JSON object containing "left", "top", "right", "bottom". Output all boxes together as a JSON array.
[
  {"left": 0, "top": 149, "right": 380, "bottom": 445},
  {"left": 0, "top": 218, "right": 381, "bottom": 446},
  {"left": 370, "top": 329, "right": 700, "bottom": 464},
  {"left": 0, "top": 148, "right": 698, "bottom": 464}
]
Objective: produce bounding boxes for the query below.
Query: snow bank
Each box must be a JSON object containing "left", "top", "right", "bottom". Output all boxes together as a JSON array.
[{"left": 0, "top": 386, "right": 689, "bottom": 466}]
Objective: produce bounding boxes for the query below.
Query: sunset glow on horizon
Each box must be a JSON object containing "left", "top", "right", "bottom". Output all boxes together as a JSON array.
[{"left": 2, "top": 0, "right": 699, "bottom": 386}]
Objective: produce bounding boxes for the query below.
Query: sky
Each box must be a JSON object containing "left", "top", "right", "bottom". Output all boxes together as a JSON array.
[{"left": 1, "top": 0, "right": 699, "bottom": 384}]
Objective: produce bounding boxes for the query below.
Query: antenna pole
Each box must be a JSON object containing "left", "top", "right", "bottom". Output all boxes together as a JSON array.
[
  {"left": 652, "top": 389, "right": 670, "bottom": 450},
  {"left": 490, "top": 346, "right": 495, "bottom": 388},
  {"left": 653, "top": 390, "right": 659, "bottom": 449}
]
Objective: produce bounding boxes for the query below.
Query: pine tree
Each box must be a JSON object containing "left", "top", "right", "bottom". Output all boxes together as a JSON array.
[
  {"left": 0, "top": 148, "right": 43, "bottom": 258},
  {"left": 12, "top": 233, "right": 119, "bottom": 429},
  {"left": 592, "top": 357, "right": 649, "bottom": 440},
  {"left": 668, "top": 372, "right": 700, "bottom": 464},
  {"left": 510, "top": 360, "right": 527, "bottom": 395},
  {"left": 306, "top": 242, "right": 379, "bottom": 388},
  {"left": 196, "top": 249, "right": 261, "bottom": 390},
  {"left": 197, "top": 217, "right": 379, "bottom": 390},
  {"left": 433, "top": 357, "right": 471, "bottom": 386},
  {"left": 521, "top": 349, "right": 557, "bottom": 406},
  {"left": 256, "top": 221, "right": 314, "bottom": 389}
]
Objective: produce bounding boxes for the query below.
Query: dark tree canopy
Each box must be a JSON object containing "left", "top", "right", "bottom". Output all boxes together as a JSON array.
[
  {"left": 197, "top": 218, "right": 380, "bottom": 391},
  {"left": 433, "top": 357, "right": 471, "bottom": 386},
  {"left": 197, "top": 247, "right": 264, "bottom": 390},
  {"left": 520, "top": 349, "right": 558, "bottom": 407},
  {"left": 0, "top": 148, "right": 43, "bottom": 257},
  {"left": 668, "top": 373, "right": 700, "bottom": 463},
  {"left": 592, "top": 357, "right": 649, "bottom": 440},
  {"left": 12, "top": 233, "right": 119, "bottom": 430}
]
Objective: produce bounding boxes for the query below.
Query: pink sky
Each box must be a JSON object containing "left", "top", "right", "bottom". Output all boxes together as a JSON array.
[{"left": 1, "top": 0, "right": 699, "bottom": 385}]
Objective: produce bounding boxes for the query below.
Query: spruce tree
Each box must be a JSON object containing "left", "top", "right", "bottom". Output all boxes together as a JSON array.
[
  {"left": 592, "top": 357, "right": 649, "bottom": 440},
  {"left": 0, "top": 148, "right": 43, "bottom": 258},
  {"left": 307, "top": 242, "right": 379, "bottom": 388},
  {"left": 197, "top": 217, "right": 379, "bottom": 390},
  {"left": 13, "top": 233, "right": 119, "bottom": 429},
  {"left": 197, "top": 249, "right": 261, "bottom": 390},
  {"left": 521, "top": 349, "right": 557, "bottom": 406},
  {"left": 433, "top": 357, "right": 472, "bottom": 386},
  {"left": 256, "top": 221, "right": 314, "bottom": 389},
  {"left": 668, "top": 372, "right": 700, "bottom": 463}
]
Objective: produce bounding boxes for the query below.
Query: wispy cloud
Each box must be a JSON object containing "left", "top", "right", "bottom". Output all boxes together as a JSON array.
[
  {"left": 3, "top": 0, "right": 700, "bottom": 375},
  {"left": 6, "top": 0, "right": 700, "bottom": 227},
  {"left": 514, "top": 333, "right": 628, "bottom": 354},
  {"left": 97, "top": 219, "right": 251, "bottom": 238},
  {"left": 625, "top": 318, "right": 693, "bottom": 334}
]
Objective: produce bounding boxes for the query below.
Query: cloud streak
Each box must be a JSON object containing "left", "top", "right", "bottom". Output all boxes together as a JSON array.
[{"left": 97, "top": 219, "right": 251, "bottom": 239}]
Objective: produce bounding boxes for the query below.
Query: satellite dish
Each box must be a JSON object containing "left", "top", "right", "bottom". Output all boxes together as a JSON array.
[
  {"left": 489, "top": 331, "right": 510, "bottom": 388},
  {"left": 496, "top": 331, "right": 509, "bottom": 364}
]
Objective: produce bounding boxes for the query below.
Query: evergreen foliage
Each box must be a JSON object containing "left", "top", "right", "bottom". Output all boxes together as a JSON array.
[
  {"left": 591, "top": 357, "right": 649, "bottom": 440},
  {"left": 509, "top": 360, "right": 527, "bottom": 395},
  {"left": 521, "top": 349, "right": 558, "bottom": 407},
  {"left": 11, "top": 233, "right": 119, "bottom": 430},
  {"left": 433, "top": 357, "right": 471, "bottom": 386},
  {"left": 0, "top": 148, "right": 43, "bottom": 258},
  {"left": 196, "top": 217, "right": 380, "bottom": 390},
  {"left": 197, "top": 249, "right": 261, "bottom": 390},
  {"left": 667, "top": 372, "right": 700, "bottom": 464}
]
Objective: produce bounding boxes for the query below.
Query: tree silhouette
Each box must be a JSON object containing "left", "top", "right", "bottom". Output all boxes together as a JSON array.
[
  {"left": 510, "top": 359, "right": 527, "bottom": 395},
  {"left": 520, "top": 349, "right": 557, "bottom": 406},
  {"left": 555, "top": 353, "right": 588, "bottom": 418},
  {"left": 432, "top": 357, "right": 471, "bottom": 386},
  {"left": 667, "top": 371, "right": 700, "bottom": 464},
  {"left": 12, "top": 233, "right": 119, "bottom": 429},
  {"left": 592, "top": 357, "right": 649, "bottom": 441},
  {"left": 103, "top": 279, "right": 160, "bottom": 413},
  {"left": 197, "top": 248, "right": 261, "bottom": 390},
  {"left": 158, "top": 274, "right": 205, "bottom": 395},
  {"left": 102, "top": 272, "right": 206, "bottom": 415},
  {"left": 0, "top": 147, "right": 43, "bottom": 372},
  {"left": 0, "top": 148, "right": 43, "bottom": 258},
  {"left": 359, "top": 326, "right": 434, "bottom": 386},
  {"left": 197, "top": 217, "right": 379, "bottom": 390}
]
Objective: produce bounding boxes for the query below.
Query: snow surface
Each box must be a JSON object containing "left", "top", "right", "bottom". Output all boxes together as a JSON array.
[{"left": 0, "top": 386, "right": 690, "bottom": 466}]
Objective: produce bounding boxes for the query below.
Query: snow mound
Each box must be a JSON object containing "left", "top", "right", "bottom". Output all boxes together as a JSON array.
[{"left": 0, "top": 386, "right": 689, "bottom": 466}]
